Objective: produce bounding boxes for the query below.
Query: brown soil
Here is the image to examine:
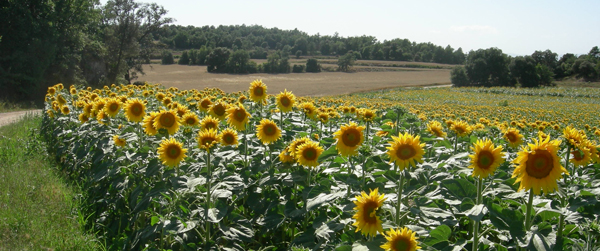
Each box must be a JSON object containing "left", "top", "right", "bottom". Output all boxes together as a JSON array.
[
  {"left": 0, "top": 110, "right": 42, "bottom": 127},
  {"left": 136, "top": 64, "right": 451, "bottom": 97}
]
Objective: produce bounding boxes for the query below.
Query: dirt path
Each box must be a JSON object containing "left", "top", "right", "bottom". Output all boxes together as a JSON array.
[{"left": 0, "top": 110, "right": 42, "bottom": 127}]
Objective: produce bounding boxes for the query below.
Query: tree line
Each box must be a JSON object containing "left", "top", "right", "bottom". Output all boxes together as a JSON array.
[
  {"left": 153, "top": 24, "right": 467, "bottom": 64},
  {"left": 451, "top": 47, "right": 600, "bottom": 88}
]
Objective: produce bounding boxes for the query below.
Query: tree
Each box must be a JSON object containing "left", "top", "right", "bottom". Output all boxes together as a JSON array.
[
  {"left": 510, "top": 56, "right": 540, "bottom": 87},
  {"left": 101, "top": 0, "right": 173, "bottom": 84},
  {"left": 337, "top": 51, "right": 356, "bottom": 72},
  {"left": 161, "top": 51, "right": 174, "bottom": 64},
  {"left": 450, "top": 66, "right": 469, "bottom": 87},
  {"left": 572, "top": 58, "right": 598, "bottom": 81},
  {"left": 178, "top": 51, "right": 190, "bottom": 65},
  {"left": 228, "top": 50, "right": 250, "bottom": 73},
  {"left": 306, "top": 59, "right": 321, "bottom": 73},
  {"left": 464, "top": 48, "right": 511, "bottom": 87},
  {"left": 295, "top": 50, "right": 302, "bottom": 59},
  {"left": 206, "top": 47, "right": 230, "bottom": 73}
]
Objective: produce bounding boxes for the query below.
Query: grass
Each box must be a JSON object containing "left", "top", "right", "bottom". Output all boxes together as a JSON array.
[
  {"left": 0, "top": 100, "right": 39, "bottom": 113},
  {"left": 0, "top": 113, "right": 100, "bottom": 250}
]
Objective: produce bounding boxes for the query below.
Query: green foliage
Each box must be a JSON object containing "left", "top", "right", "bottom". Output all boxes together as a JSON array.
[
  {"left": 306, "top": 59, "right": 321, "bottom": 73},
  {"left": 572, "top": 58, "right": 599, "bottom": 82},
  {"left": 450, "top": 66, "right": 469, "bottom": 87},
  {"left": 227, "top": 50, "right": 252, "bottom": 73},
  {"left": 295, "top": 50, "right": 302, "bottom": 59},
  {"left": 178, "top": 51, "right": 190, "bottom": 65},
  {"left": 337, "top": 51, "right": 356, "bottom": 72},
  {"left": 465, "top": 48, "right": 512, "bottom": 87},
  {"left": 262, "top": 51, "right": 290, "bottom": 73},
  {"left": 206, "top": 47, "right": 231, "bottom": 73},
  {"left": 161, "top": 51, "right": 174, "bottom": 65},
  {"left": 292, "top": 64, "right": 305, "bottom": 73}
]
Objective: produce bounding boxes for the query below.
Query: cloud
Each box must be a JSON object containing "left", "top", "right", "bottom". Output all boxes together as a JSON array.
[{"left": 449, "top": 25, "right": 499, "bottom": 35}]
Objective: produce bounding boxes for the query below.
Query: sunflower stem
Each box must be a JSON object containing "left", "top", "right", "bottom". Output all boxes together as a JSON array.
[
  {"left": 557, "top": 194, "right": 566, "bottom": 242},
  {"left": 205, "top": 150, "right": 212, "bottom": 245},
  {"left": 395, "top": 170, "right": 405, "bottom": 225},
  {"left": 525, "top": 188, "right": 534, "bottom": 231},
  {"left": 473, "top": 178, "right": 482, "bottom": 251},
  {"left": 563, "top": 145, "right": 570, "bottom": 184},
  {"left": 454, "top": 134, "right": 459, "bottom": 155},
  {"left": 244, "top": 128, "right": 248, "bottom": 168}
]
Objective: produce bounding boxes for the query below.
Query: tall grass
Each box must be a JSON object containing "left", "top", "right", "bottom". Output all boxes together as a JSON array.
[
  {"left": 0, "top": 99, "right": 39, "bottom": 113},
  {"left": 0, "top": 113, "right": 99, "bottom": 250}
]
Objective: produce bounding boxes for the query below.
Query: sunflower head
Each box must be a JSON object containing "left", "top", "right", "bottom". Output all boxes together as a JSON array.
[
  {"left": 387, "top": 132, "right": 425, "bottom": 170},
  {"left": 279, "top": 147, "right": 295, "bottom": 163},
  {"left": 219, "top": 128, "right": 239, "bottom": 147},
  {"left": 153, "top": 110, "right": 180, "bottom": 135},
  {"left": 124, "top": 98, "right": 146, "bottom": 122},
  {"left": 360, "top": 108, "right": 377, "bottom": 122},
  {"left": 256, "top": 118, "right": 282, "bottom": 145},
  {"left": 113, "top": 135, "right": 126, "bottom": 147},
  {"left": 181, "top": 112, "right": 200, "bottom": 127},
  {"left": 209, "top": 101, "right": 229, "bottom": 120},
  {"left": 299, "top": 102, "right": 317, "bottom": 119},
  {"left": 226, "top": 103, "right": 251, "bottom": 131},
  {"left": 200, "top": 115, "right": 221, "bottom": 131},
  {"left": 157, "top": 138, "right": 188, "bottom": 167},
  {"left": 352, "top": 188, "right": 386, "bottom": 238},
  {"left": 197, "top": 128, "right": 220, "bottom": 152},
  {"left": 104, "top": 98, "right": 121, "bottom": 118},
  {"left": 249, "top": 79, "right": 267, "bottom": 103},
  {"left": 142, "top": 112, "right": 159, "bottom": 136},
  {"left": 295, "top": 140, "right": 324, "bottom": 168},
  {"left": 199, "top": 97, "right": 213, "bottom": 112},
  {"left": 512, "top": 135, "right": 568, "bottom": 195},
  {"left": 450, "top": 120, "right": 472, "bottom": 137},
  {"left": 380, "top": 227, "right": 421, "bottom": 251},
  {"left": 563, "top": 126, "right": 586, "bottom": 148},
  {"left": 570, "top": 142, "right": 592, "bottom": 167},
  {"left": 276, "top": 89, "right": 296, "bottom": 112},
  {"left": 503, "top": 127, "right": 523, "bottom": 148},
  {"left": 426, "top": 120, "right": 446, "bottom": 138},
  {"left": 60, "top": 105, "right": 70, "bottom": 115},
  {"left": 333, "top": 122, "right": 365, "bottom": 157},
  {"left": 78, "top": 113, "right": 89, "bottom": 124},
  {"left": 468, "top": 139, "right": 505, "bottom": 179},
  {"left": 289, "top": 137, "right": 310, "bottom": 160}
]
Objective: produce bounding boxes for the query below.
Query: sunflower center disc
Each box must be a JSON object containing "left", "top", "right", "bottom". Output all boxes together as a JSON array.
[
  {"left": 281, "top": 97, "right": 290, "bottom": 107},
  {"left": 110, "top": 104, "right": 118, "bottom": 111},
  {"left": 363, "top": 202, "right": 378, "bottom": 223},
  {"left": 224, "top": 134, "right": 233, "bottom": 143},
  {"left": 214, "top": 105, "right": 226, "bottom": 116},
  {"left": 572, "top": 150, "right": 584, "bottom": 161},
  {"left": 187, "top": 118, "right": 195, "bottom": 125},
  {"left": 525, "top": 150, "right": 554, "bottom": 179},
  {"left": 506, "top": 133, "right": 516, "bottom": 142},
  {"left": 168, "top": 147, "right": 179, "bottom": 158},
  {"left": 254, "top": 87, "right": 263, "bottom": 96},
  {"left": 161, "top": 113, "right": 175, "bottom": 127},
  {"left": 265, "top": 125, "right": 275, "bottom": 135},
  {"left": 132, "top": 105, "right": 141, "bottom": 115},
  {"left": 304, "top": 148, "right": 316, "bottom": 160},
  {"left": 394, "top": 238, "right": 410, "bottom": 251},
  {"left": 477, "top": 151, "right": 494, "bottom": 169},
  {"left": 342, "top": 130, "right": 360, "bottom": 147},
  {"left": 397, "top": 145, "right": 416, "bottom": 160},
  {"left": 235, "top": 110, "right": 245, "bottom": 120},
  {"left": 201, "top": 101, "right": 211, "bottom": 109}
]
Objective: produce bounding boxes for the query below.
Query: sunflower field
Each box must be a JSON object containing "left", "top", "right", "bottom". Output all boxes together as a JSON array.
[{"left": 42, "top": 82, "right": 600, "bottom": 250}]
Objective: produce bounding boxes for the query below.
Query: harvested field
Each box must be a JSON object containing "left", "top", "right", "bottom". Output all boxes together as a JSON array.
[{"left": 136, "top": 64, "right": 451, "bottom": 96}]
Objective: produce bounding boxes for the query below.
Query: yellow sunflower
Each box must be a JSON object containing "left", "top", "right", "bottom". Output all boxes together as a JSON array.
[
  {"left": 78, "top": 113, "right": 89, "bottom": 124},
  {"left": 299, "top": 102, "right": 317, "bottom": 119},
  {"left": 256, "top": 118, "right": 282, "bottom": 145},
  {"left": 333, "top": 122, "right": 365, "bottom": 157},
  {"left": 181, "top": 112, "right": 200, "bottom": 127},
  {"left": 200, "top": 115, "right": 221, "bottom": 131},
  {"left": 563, "top": 126, "right": 586, "bottom": 148},
  {"left": 387, "top": 132, "right": 425, "bottom": 170},
  {"left": 360, "top": 108, "right": 377, "bottom": 122},
  {"left": 295, "top": 140, "right": 324, "bottom": 168},
  {"left": 512, "top": 135, "right": 568, "bottom": 195},
  {"left": 380, "top": 227, "right": 421, "bottom": 251},
  {"left": 352, "top": 188, "right": 386, "bottom": 238},
  {"left": 124, "top": 98, "right": 146, "bottom": 122},
  {"left": 450, "top": 120, "right": 471, "bottom": 137},
  {"left": 219, "top": 128, "right": 239, "bottom": 147},
  {"left": 46, "top": 109, "right": 55, "bottom": 118},
  {"left": 289, "top": 137, "right": 310, "bottom": 159},
  {"left": 153, "top": 110, "right": 180, "bottom": 135},
  {"left": 249, "top": 79, "right": 267, "bottom": 104},
  {"left": 142, "top": 112, "right": 159, "bottom": 136},
  {"left": 197, "top": 128, "right": 220, "bottom": 152},
  {"left": 276, "top": 89, "right": 296, "bottom": 112},
  {"left": 113, "top": 135, "right": 126, "bottom": 147},
  {"left": 60, "top": 106, "right": 70, "bottom": 115},
  {"left": 468, "top": 139, "right": 505, "bottom": 179},
  {"left": 279, "top": 147, "right": 295, "bottom": 163},
  {"left": 570, "top": 143, "right": 592, "bottom": 167},
  {"left": 426, "top": 121, "right": 446, "bottom": 138},
  {"left": 104, "top": 98, "right": 121, "bottom": 118},
  {"left": 503, "top": 127, "right": 524, "bottom": 148},
  {"left": 157, "top": 138, "right": 188, "bottom": 167},
  {"left": 226, "top": 103, "right": 251, "bottom": 131},
  {"left": 199, "top": 97, "right": 213, "bottom": 113},
  {"left": 209, "top": 101, "right": 229, "bottom": 121}
]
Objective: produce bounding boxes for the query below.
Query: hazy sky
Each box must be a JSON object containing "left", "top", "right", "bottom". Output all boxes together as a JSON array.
[{"left": 107, "top": 0, "right": 599, "bottom": 56}]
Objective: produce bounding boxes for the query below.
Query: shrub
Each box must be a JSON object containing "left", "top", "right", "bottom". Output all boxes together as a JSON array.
[
  {"left": 161, "top": 51, "right": 174, "bottom": 65},
  {"left": 292, "top": 64, "right": 304, "bottom": 73},
  {"left": 306, "top": 59, "right": 321, "bottom": 73}
]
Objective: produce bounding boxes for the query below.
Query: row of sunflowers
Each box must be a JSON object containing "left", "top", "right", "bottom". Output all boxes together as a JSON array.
[{"left": 42, "top": 81, "right": 600, "bottom": 250}]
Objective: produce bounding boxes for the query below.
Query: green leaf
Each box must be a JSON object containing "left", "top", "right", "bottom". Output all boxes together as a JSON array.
[
  {"left": 484, "top": 198, "right": 525, "bottom": 239},
  {"left": 441, "top": 179, "right": 477, "bottom": 200},
  {"left": 318, "top": 145, "right": 338, "bottom": 162},
  {"left": 150, "top": 216, "right": 159, "bottom": 226},
  {"left": 307, "top": 192, "right": 344, "bottom": 211},
  {"left": 424, "top": 224, "right": 452, "bottom": 247},
  {"left": 465, "top": 204, "right": 486, "bottom": 221}
]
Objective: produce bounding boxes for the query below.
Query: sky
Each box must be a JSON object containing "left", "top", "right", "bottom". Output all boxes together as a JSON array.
[{"left": 105, "top": 0, "right": 600, "bottom": 56}]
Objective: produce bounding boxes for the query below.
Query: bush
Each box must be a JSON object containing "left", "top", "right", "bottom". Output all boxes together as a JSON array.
[
  {"left": 292, "top": 64, "right": 304, "bottom": 73},
  {"left": 178, "top": 51, "right": 190, "bottom": 65},
  {"left": 161, "top": 51, "right": 174, "bottom": 65},
  {"left": 306, "top": 59, "right": 321, "bottom": 73},
  {"left": 450, "top": 66, "right": 469, "bottom": 87}
]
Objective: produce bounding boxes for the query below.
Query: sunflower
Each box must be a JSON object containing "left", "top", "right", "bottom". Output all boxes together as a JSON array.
[
  {"left": 226, "top": 103, "right": 251, "bottom": 131},
  {"left": 333, "top": 122, "right": 365, "bottom": 157},
  {"left": 376, "top": 130, "right": 389, "bottom": 137},
  {"left": 450, "top": 120, "right": 471, "bottom": 137},
  {"left": 209, "top": 101, "right": 229, "bottom": 121},
  {"left": 173, "top": 104, "right": 190, "bottom": 118},
  {"left": 197, "top": 128, "right": 220, "bottom": 152},
  {"left": 317, "top": 112, "right": 329, "bottom": 124},
  {"left": 142, "top": 112, "right": 159, "bottom": 136},
  {"left": 590, "top": 143, "right": 600, "bottom": 164},
  {"left": 295, "top": 140, "right": 324, "bottom": 168},
  {"left": 299, "top": 102, "right": 317, "bottom": 119},
  {"left": 157, "top": 138, "right": 188, "bottom": 167},
  {"left": 181, "top": 112, "right": 200, "bottom": 127},
  {"left": 276, "top": 89, "right": 296, "bottom": 112},
  {"left": 46, "top": 109, "right": 55, "bottom": 118},
  {"left": 570, "top": 143, "right": 592, "bottom": 167},
  {"left": 104, "top": 98, "right": 121, "bottom": 118},
  {"left": 153, "top": 110, "right": 180, "bottom": 135},
  {"left": 503, "top": 127, "right": 524, "bottom": 148},
  {"left": 387, "top": 132, "right": 425, "bottom": 170},
  {"left": 219, "top": 128, "right": 239, "bottom": 147},
  {"left": 113, "top": 135, "right": 126, "bottom": 147},
  {"left": 124, "top": 98, "right": 146, "bottom": 122},
  {"left": 288, "top": 137, "right": 310, "bottom": 159},
  {"left": 249, "top": 79, "right": 267, "bottom": 104},
  {"left": 57, "top": 94, "right": 67, "bottom": 106},
  {"left": 468, "top": 139, "right": 505, "bottom": 179},
  {"left": 155, "top": 92, "right": 165, "bottom": 101},
  {"left": 200, "top": 115, "right": 220, "bottom": 131},
  {"left": 78, "top": 113, "right": 89, "bottom": 124},
  {"left": 47, "top": 87, "right": 56, "bottom": 95},
  {"left": 352, "top": 188, "right": 386, "bottom": 238},
  {"left": 279, "top": 147, "right": 295, "bottom": 163},
  {"left": 380, "top": 227, "right": 421, "bottom": 251},
  {"left": 512, "top": 135, "right": 568, "bottom": 195},
  {"left": 256, "top": 118, "right": 282, "bottom": 144},
  {"left": 199, "top": 97, "right": 213, "bottom": 112},
  {"left": 360, "top": 108, "right": 377, "bottom": 122},
  {"left": 426, "top": 121, "right": 446, "bottom": 138},
  {"left": 563, "top": 126, "right": 586, "bottom": 148},
  {"left": 60, "top": 106, "right": 70, "bottom": 115}
]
